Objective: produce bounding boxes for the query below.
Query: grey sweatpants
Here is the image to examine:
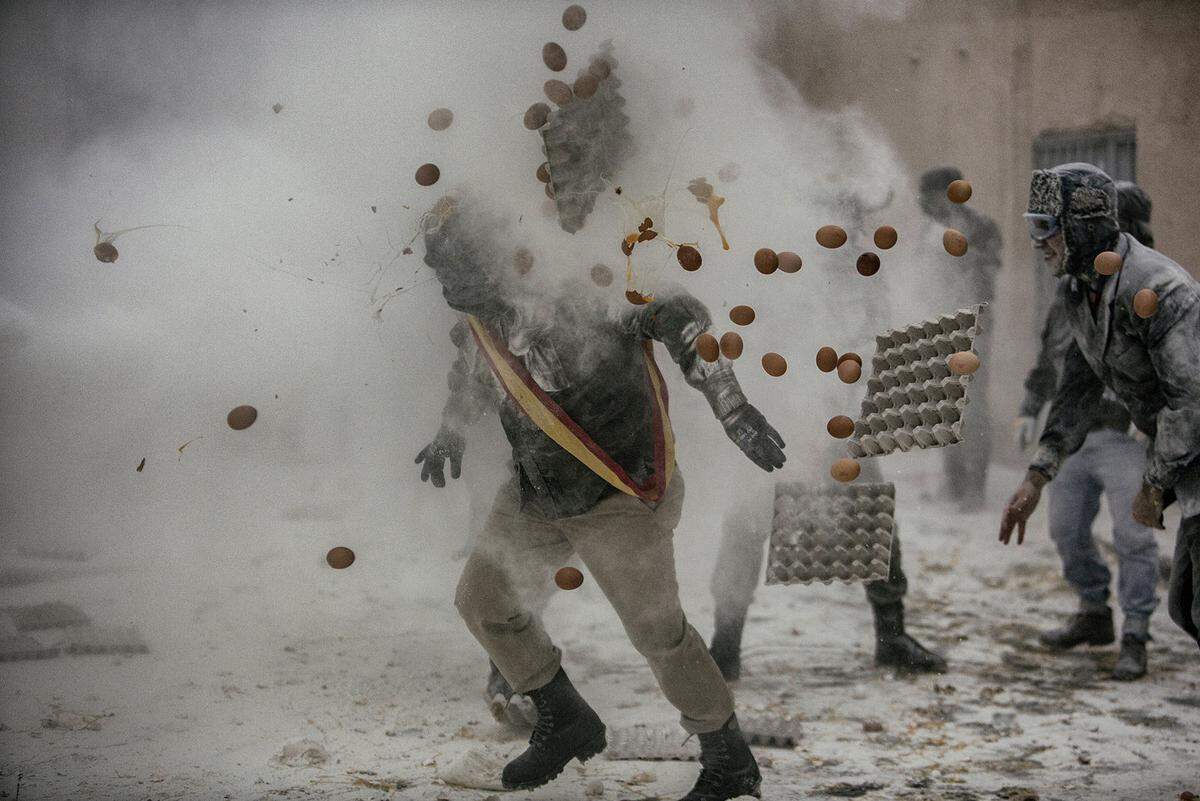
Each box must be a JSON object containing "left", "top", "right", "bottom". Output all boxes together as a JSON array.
[
  {"left": 454, "top": 469, "right": 736, "bottom": 734},
  {"left": 1047, "top": 428, "right": 1159, "bottom": 638}
]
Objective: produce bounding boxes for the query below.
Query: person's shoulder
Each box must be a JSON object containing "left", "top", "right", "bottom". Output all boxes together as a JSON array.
[{"left": 1117, "top": 235, "right": 1197, "bottom": 300}]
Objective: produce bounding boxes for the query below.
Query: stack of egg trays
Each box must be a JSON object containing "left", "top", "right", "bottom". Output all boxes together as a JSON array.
[
  {"left": 765, "top": 481, "right": 895, "bottom": 586},
  {"left": 846, "top": 303, "right": 987, "bottom": 458},
  {"left": 541, "top": 41, "right": 633, "bottom": 234}
]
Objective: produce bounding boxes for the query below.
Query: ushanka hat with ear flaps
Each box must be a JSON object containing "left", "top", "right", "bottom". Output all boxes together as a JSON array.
[{"left": 1027, "top": 162, "right": 1120, "bottom": 279}]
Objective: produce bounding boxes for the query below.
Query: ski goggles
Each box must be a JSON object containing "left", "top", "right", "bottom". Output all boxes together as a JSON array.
[{"left": 1023, "top": 212, "right": 1061, "bottom": 241}]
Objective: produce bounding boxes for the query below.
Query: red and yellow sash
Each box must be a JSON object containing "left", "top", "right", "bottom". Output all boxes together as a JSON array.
[{"left": 466, "top": 315, "right": 675, "bottom": 502}]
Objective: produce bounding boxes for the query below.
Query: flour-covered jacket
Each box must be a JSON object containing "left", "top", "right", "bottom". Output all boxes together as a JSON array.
[
  {"left": 1032, "top": 232, "right": 1200, "bottom": 516},
  {"left": 440, "top": 291, "right": 745, "bottom": 520}
]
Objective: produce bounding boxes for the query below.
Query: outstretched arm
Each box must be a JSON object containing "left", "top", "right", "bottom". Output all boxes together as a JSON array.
[{"left": 625, "top": 289, "right": 786, "bottom": 471}]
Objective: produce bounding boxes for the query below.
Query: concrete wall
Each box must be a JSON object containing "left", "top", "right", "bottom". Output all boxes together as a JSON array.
[{"left": 770, "top": 0, "right": 1200, "bottom": 465}]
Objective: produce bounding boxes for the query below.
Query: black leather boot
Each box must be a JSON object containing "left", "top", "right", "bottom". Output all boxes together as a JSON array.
[
  {"left": 1111, "top": 633, "right": 1149, "bottom": 681},
  {"left": 708, "top": 615, "right": 745, "bottom": 682},
  {"left": 1038, "top": 608, "right": 1115, "bottom": 650},
  {"left": 873, "top": 602, "right": 948, "bottom": 673},
  {"left": 501, "top": 667, "right": 606, "bottom": 791},
  {"left": 680, "top": 714, "right": 762, "bottom": 800}
]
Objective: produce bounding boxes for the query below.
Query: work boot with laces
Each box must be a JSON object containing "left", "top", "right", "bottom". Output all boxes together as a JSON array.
[
  {"left": 1111, "top": 633, "right": 1149, "bottom": 681},
  {"left": 501, "top": 667, "right": 606, "bottom": 790},
  {"left": 679, "top": 714, "right": 762, "bottom": 801},
  {"left": 1038, "top": 607, "right": 1115, "bottom": 650}
]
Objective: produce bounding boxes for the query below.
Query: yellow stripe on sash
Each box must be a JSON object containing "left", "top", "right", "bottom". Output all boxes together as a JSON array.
[{"left": 466, "top": 315, "right": 674, "bottom": 501}]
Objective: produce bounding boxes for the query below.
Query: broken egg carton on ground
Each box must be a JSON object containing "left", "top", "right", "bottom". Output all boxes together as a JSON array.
[
  {"left": 605, "top": 714, "right": 802, "bottom": 761},
  {"left": 541, "top": 42, "right": 633, "bottom": 234},
  {"left": 766, "top": 482, "right": 895, "bottom": 586},
  {"left": 847, "top": 304, "right": 986, "bottom": 458}
]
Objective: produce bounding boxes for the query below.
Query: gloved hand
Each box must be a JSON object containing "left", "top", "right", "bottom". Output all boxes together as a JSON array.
[
  {"left": 999, "top": 469, "right": 1047, "bottom": 545},
  {"left": 414, "top": 427, "right": 465, "bottom": 488},
  {"left": 1013, "top": 416, "right": 1037, "bottom": 451},
  {"left": 1131, "top": 481, "right": 1166, "bottom": 530},
  {"left": 720, "top": 403, "right": 786, "bottom": 472}
]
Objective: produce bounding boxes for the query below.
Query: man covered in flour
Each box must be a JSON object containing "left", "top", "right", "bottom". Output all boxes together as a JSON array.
[{"left": 413, "top": 193, "right": 786, "bottom": 800}]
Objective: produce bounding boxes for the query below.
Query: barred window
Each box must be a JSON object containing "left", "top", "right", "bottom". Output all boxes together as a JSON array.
[{"left": 1032, "top": 128, "right": 1136, "bottom": 182}]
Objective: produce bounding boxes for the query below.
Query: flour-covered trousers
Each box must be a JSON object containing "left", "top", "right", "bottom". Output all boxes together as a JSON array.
[
  {"left": 1047, "top": 428, "right": 1159, "bottom": 637},
  {"left": 454, "top": 469, "right": 735, "bottom": 734}
]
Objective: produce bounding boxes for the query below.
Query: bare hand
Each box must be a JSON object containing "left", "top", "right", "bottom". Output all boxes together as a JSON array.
[
  {"left": 999, "top": 476, "right": 1044, "bottom": 545},
  {"left": 1131, "top": 482, "right": 1166, "bottom": 529}
]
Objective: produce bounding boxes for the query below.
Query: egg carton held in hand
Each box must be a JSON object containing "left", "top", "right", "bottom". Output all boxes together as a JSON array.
[
  {"left": 847, "top": 304, "right": 988, "bottom": 458},
  {"left": 540, "top": 42, "right": 634, "bottom": 233},
  {"left": 766, "top": 482, "right": 895, "bottom": 586}
]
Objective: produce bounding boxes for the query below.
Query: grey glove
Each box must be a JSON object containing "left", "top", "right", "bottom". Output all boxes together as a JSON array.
[
  {"left": 414, "top": 427, "right": 465, "bottom": 488},
  {"left": 721, "top": 403, "right": 786, "bottom": 471}
]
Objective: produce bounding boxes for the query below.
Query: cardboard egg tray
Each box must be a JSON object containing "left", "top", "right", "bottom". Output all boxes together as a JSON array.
[
  {"left": 61, "top": 625, "right": 149, "bottom": 656},
  {"left": 604, "top": 714, "right": 804, "bottom": 761},
  {"left": 2, "top": 601, "right": 90, "bottom": 631},
  {"left": 846, "top": 304, "right": 987, "bottom": 458},
  {"left": 541, "top": 42, "right": 633, "bottom": 234},
  {"left": 765, "top": 482, "right": 895, "bottom": 586}
]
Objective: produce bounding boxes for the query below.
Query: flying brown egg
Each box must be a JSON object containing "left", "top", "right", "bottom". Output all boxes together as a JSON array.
[
  {"left": 536, "top": 162, "right": 551, "bottom": 183},
  {"left": 856, "top": 252, "right": 881, "bottom": 277},
  {"left": 1133, "top": 288, "right": 1159, "bottom": 318},
  {"left": 590, "top": 263, "right": 613, "bottom": 287},
  {"left": 676, "top": 245, "right": 702, "bottom": 271},
  {"left": 562, "top": 4, "right": 587, "bottom": 30},
  {"left": 543, "top": 42, "right": 568, "bottom": 71},
  {"left": 227, "top": 404, "right": 258, "bottom": 430},
  {"left": 555, "top": 566, "right": 584, "bottom": 590},
  {"left": 873, "top": 225, "right": 898, "bottom": 250},
  {"left": 1094, "top": 250, "right": 1123, "bottom": 276},
  {"left": 326, "top": 547, "right": 355, "bottom": 569},
  {"left": 815, "top": 347, "right": 838, "bottom": 372},
  {"left": 943, "top": 229, "right": 968, "bottom": 257},
  {"left": 947, "top": 351, "right": 980, "bottom": 376},
  {"left": 415, "top": 163, "right": 441, "bottom": 187},
  {"left": 625, "top": 289, "right": 652, "bottom": 305},
  {"left": 621, "top": 237, "right": 635, "bottom": 257},
  {"left": 524, "top": 102, "right": 551, "bottom": 130},
  {"left": 947, "top": 179, "right": 973, "bottom": 204},
  {"left": 93, "top": 242, "right": 119, "bottom": 263},
  {"left": 729, "top": 305, "right": 756, "bottom": 326},
  {"left": 514, "top": 248, "right": 534, "bottom": 276},
  {"left": 754, "top": 248, "right": 779, "bottom": 275},
  {"left": 762, "top": 352, "right": 787, "bottom": 377},
  {"left": 696, "top": 333, "right": 720, "bottom": 362},
  {"left": 136, "top": 457, "right": 146, "bottom": 472},
  {"left": 588, "top": 57, "right": 611, "bottom": 80},
  {"left": 838, "top": 352, "right": 862, "bottom": 368},
  {"left": 574, "top": 73, "right": 599, "bottom": 99},
  {"left": 544, "top": 79, "right": 573, "bottom": 106},
  {"left": 720, "top": 332, "right": 744, "bottom": 360},
  {"left": 427, "top": 107, "right": 453, "bottom": 131},
  {"left": 777, "top": 251, "right": 803, "bottom": 273},
  {"left": 827, "top": 415, "right": 854, "bottom": 439},
  {"left": 816, "top": 225, "right": 848, "bottom": 249},
  {"left": 831, "top": 458, "right": 861, "bottom": 483},
  {"left": 837, "top": 360, "right": 861, "bottom": 384}
]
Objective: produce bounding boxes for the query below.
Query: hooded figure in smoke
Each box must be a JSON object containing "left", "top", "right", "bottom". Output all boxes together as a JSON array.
[
  {"left": 1014, "top": 180, "right": 1161, "bottom": 680},
  {"left": 415, "top": 192, "right": 785, "bottom": 800},
  {"left": 919, "top": 166, "right": 1001, "bottom": 511},
  {"left": 1000, "top": 163, "right": 1200, "bottom": 655}
]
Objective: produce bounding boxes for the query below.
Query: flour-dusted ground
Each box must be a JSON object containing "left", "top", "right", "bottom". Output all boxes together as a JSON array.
[{"left": 1, "top": 463, "right": 1196, "bottom": 801}]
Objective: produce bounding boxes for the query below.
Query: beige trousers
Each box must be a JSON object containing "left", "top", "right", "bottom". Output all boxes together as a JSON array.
[{"left": 453, "top": 469, "right": 735, "bottom": 734}]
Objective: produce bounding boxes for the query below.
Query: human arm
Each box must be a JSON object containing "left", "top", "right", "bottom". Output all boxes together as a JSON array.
[{"left": 624, "top": 289, "right": 786, "bottom": 471}]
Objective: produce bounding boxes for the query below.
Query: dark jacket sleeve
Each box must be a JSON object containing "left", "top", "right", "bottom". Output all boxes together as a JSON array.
[
  {"left": 1030, "top": 340, "right": 1105, "bottom": 480},
  {"left": 1142, "top": 287, "right": 1200, "bottom": 490},
  {"left": 440, "top": 318, "right": 498, "bottom": 434},
  {"left": 1019, "top": 299, "right": 1072, "bottom": 417},
  {"left": 623, "top": 288, "right": 748, "bottom": 419}
]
